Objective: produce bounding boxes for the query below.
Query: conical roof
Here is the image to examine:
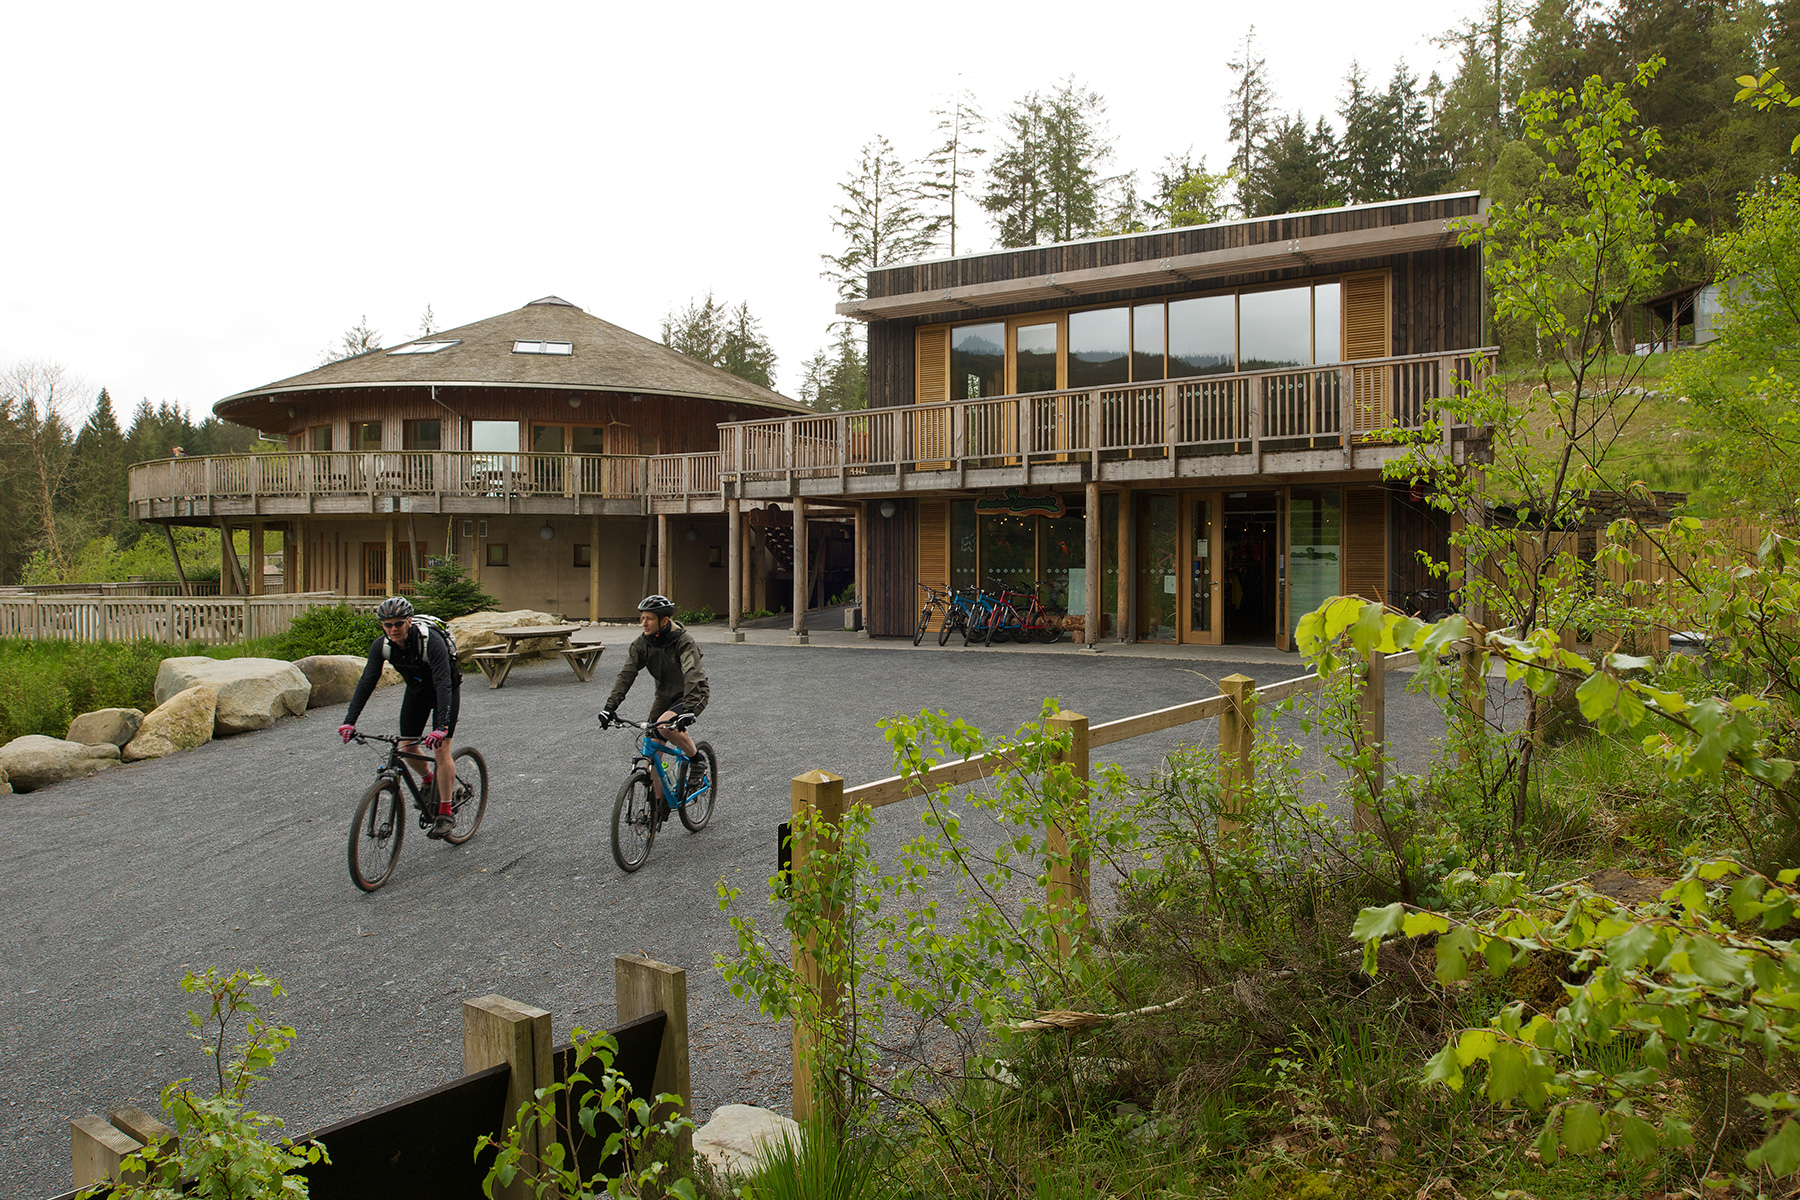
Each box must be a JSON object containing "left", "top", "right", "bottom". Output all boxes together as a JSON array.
[{"left": 214, "top": 297, "right": 808, "bottom": 419}]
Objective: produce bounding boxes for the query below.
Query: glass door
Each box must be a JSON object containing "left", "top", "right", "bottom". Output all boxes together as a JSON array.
[
  {"left": 1134, "top": 493, "right": 1178, "bottom": 642},
  {"left": 1286, "top": 485, "right": 1344, "bottom": 645},
  {"left": 1180, "top": 492, "right": 1223, "bottom": 645},
  {"left": 530, "top": 424, "right": 567, "bottom": 495},
  {"left": 1012, "top": 317, "right": 1064, "bottom": 461}
]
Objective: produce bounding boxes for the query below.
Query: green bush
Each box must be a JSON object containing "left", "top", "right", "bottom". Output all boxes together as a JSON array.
[
  {"left": 410, "top": 556, "right": 497, "bottom": 621},
  {"left": 277, "top": 605, "right": 381, "bottom": 659}
]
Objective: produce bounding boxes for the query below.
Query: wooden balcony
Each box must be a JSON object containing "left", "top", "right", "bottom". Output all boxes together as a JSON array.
[
  {"left": 127, "top": 451, "right": 726, "bottom": 522},
  {"left": 719, "top": 349, "right": 1496, "bottom": 500}
]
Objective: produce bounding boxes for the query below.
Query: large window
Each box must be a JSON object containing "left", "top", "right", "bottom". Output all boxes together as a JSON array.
[
  {"left": 1238, "top": 286, "right": 1315, "bottom": 369},
  {"left": 470, "top": 421, "right": 520, "bottom": 453},
  {"left": 1168, "top": 294, "right": 1236, "bottom": 377},
  {"left": 354, "top": 421, "right": 382, "bottom": 451},
  {"left": 951, "top": 323, "right": 1004, "bottom": 401},
  {"left": 1068, "top": 307, "right": 1129, "bottom": 389},
  {"left": 403, "top": 419, "right": 441, "bottom": 451}
]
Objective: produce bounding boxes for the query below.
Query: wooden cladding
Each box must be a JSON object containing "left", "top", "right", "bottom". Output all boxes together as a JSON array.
[
  {"left": 915, "top": 326, "right": 949, "bottom": 405},
  {"left": 1342, "top": 486, "right": 1388, "bottom": 604},
  {"left": 867, "top": 500, "right": 919, "bottom": 636},
  {"left": 1344, "top": 271, "right": 1393, "bottom": 434},
  {"left": 917, "top": 500, "right": 949, "bottom": 593}
]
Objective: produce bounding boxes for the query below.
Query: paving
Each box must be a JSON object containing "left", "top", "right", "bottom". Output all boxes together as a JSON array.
[{"left": 0, "top": 624, "right": 1496, "bottom": 1198}]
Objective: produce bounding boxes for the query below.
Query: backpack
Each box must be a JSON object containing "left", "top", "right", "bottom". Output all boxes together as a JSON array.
[{"left": 383, "top": 613, "right": 457, "bottom": 661}]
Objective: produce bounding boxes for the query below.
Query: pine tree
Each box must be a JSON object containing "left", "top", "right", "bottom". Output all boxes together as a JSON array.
[
  {"left": 797, "top": 323, "right": 869, "bottom": 412},
  {"left": 1151, "top": 153, "right": 1235, "bottom": 227},
  {"left": 319, "top": 316, "right": 381, "bottom": 365},
  {"left": 983, "top": 79, "right": 1114, "bottom": 246},
  {"left": 1225, "top": 28, "right": 1277, "bottom": 213},
  {"left": 821, "top": 136, "right": 938, "bottom": 303},
  {"left": 1340, "top": 62, "right": 1401, "bottom": 203},
  {"left": 720, "top": 303, "right": 778, "bottom": 390},
  {"left": 72, "top": 387, "right": 128, "bottom": 540},
  {"left": 981, "top": 93, "right": 1049, "bottom": 247},
  {"left": 1246, "top": 115, "right": 1348, "bottom": 216},
  {"left": 410, "top": 555, "right": 498, "bottom": 620},
  {"left": 662, "top": 294, "right": 778, "bottom": 389},
  {"left": 921, "top": 90, "right": 986, "bottom": 255}
]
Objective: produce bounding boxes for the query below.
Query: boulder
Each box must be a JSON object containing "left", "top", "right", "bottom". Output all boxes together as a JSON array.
[
  {"left": 67, "top": 707, "right": 145, "bottom": 749},
  {"left": 447, "top": 609, "right": 562, "bottom": 662},
  {"left": 154, "top": 657, "right": 311, "bottom": 736},
  {"left": 693, "top": 1104, "right": 800, "bottom": 1178},
  {"left": 0, "top": 765, "right": 9, "bottom": 795},
  {"left": 293, "top": 655, "right": 401, "bottom": 709},
  {"left": 0, "top": 735, "right": 121, "bottom": 792},
  {"left": 123, "top": 685, "right": 218, "bottom": 761}
]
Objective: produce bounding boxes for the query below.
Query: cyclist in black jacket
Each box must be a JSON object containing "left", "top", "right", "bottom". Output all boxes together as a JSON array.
[{"left": 339, "top": 596, "right": 462, "bottom": 838}]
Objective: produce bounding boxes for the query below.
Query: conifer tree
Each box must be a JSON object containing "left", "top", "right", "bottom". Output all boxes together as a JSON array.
[
  {"left": 822, "top": 136, "right": 938, "bottom": 303},
  {"left": 983, "top": 78, "right": 1114, "bottom": 246},
  {"left": 1225, "top": 28, "right": 1277, "bottom": 212},
  {"left": 921, "top": 90, "right": 986, "bottom": 255},
  {"left": 797, "top": 323, "right": 869, "bottom": 412}
]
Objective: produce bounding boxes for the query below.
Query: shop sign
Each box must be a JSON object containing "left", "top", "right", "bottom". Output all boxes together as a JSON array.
[{"left": 973, "top": 488, "right": 1066, "bottom": 518}]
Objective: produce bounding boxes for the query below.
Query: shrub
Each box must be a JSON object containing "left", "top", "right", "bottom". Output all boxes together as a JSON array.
[
  {"left": 277, "top": 605, "right": 381, "bottom": 659},
  {"left": 677, "top": 604, "right": 715, "bottom": 625},
  {"left": 410, "top": 556, "right": 497, "bottom": 621}
]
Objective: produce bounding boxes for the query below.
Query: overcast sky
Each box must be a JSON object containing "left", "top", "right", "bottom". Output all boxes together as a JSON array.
[{"left": 0, "top": 0, "right": 1482, "bottom": 423}]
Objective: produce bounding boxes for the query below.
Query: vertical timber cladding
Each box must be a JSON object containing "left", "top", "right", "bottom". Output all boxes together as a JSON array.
[
  {"left": 916, "top": 500, "right": 949, "bottom": 631},
  {"left": 1342, "top": 485, "right": 1389, "bottom": 604},
  {"left": 1344, "top": 271, "right": 1394, "bottom": 434},
  {"left": 866, "top": 500, "right": 919, "bottom": 636}
]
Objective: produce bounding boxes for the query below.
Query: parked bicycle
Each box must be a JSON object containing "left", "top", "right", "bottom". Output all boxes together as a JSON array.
[
  {"left": 914, "top": 583, "right": 955, "bottom": 646},
  {"left": 345, "top": 734, "right": 488, "bottom": 892},
  {"left": 1398, "top": 587, "right": 1455, "bottom": 622},
  {"left": 937, "top": 587, "right": 976, "bottom": 646},
  {"left": 597, "top": 712, "right": 717, "bottom": 872},
  {"left": 996, "top": 580, "right": 1065, "bottom": 643}
]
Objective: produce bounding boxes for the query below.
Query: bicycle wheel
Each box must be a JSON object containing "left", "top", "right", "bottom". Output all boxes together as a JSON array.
[
  {"left": 913, "top": 607, "right": 932, "bottom": 646},
  {"left": 937, "top": 608, "right": 962, "bottom": 646},
  {"left": 988, "top": 608, "right": 1012, "bottom": 643},
  {"left": 678, "top": 741, "right": 718, "bottom": 832},
  {"left": 347, "top": 779, "right": 404, "bottom": 892},
  {"left": 610, "top": 770, "right": 658, "bottom": 872},
  {"left": 443, "top": 747, "right": 489, "bottom": 845},
  {"left": 1035, "top": 619, "right": 1064, "bottom": 643},
  {"left": 964, "top": 613, "right": 988, "bottom": 645}
]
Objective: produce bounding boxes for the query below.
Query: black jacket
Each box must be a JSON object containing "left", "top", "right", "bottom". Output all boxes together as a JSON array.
[
  {"left": 343, "top": 624, "right": 458, "bottom": 726},
  {"left": 604, "top": 623, "right": 708, "bottom": 715}
]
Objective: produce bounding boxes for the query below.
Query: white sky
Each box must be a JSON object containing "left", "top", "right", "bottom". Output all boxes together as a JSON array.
[{"left": 0, "top": 0, "right": 1480, "bottom": 421}]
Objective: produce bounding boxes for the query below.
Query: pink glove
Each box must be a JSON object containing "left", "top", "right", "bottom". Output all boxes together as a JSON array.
[
  {"left": 421, "top": 729, "right": 448, "bottom": 750},
  {"left": 338, "top": 724, "right": 356, "bottom": 743}
]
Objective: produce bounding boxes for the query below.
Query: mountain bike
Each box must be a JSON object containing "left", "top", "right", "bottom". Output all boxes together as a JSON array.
[
  {"left": 914, "top": 583, "right": 954, "bottom": 646},
  {"left": 1001, "top": 580, "right": 1065, "bottom": 643},
  {"left": 345, "top": 733, "right": 489, "bottom": 892},
  {"left": 964, "top": 586, "right": 1004, "bottom": 646},
  {"left": 980, "top": 581, "right": 1031, "bottom": 643},
  {"left": 597, "top": 713, "right": 717, "bottom": 872},
  {"left": 938, "top": 588, "right": 976, "bottom": 646}
]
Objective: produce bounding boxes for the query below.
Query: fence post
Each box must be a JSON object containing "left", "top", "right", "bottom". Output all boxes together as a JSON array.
[
  {"left": 1459, "top": 644, "right": 1485, "bottom": 766},
  {"left": 1355, "top": 648, "right": 1385, "bottom": 832},
  {"left": 615, "top": 955, "right": 692, "bottom": 1162},
  {"left": 71, "top": 1115, "right": 143, "bottom": 1188},
  {"left": 1046, "top": 710, "right": 1091, "bottom": 958},
  {"left": 789, "top": 768, "right": 845, "bottom": 1125},
  {"left": 464, "top": 994, "right": 552, "bottom": 1200},
  {"left": 1218, "top": 674, "right": 1256, "bottom": 841}
]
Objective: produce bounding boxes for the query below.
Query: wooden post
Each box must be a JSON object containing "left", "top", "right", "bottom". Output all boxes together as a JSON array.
[
  {"left": 464, "top": 995, "right": 552, "bottom": 1200},
  {"left": 1046, "top": 711, "right": 1091, "bottom": 957},
  {"left": 589, "top": 513, "right": 601, "bottom": 622},
  {"left": 291, "top": 519, "right": 305, "bottom": 593},
  {"left": 791, "top": 498, "right": 808, "bottom": 643},
  {"left": 1459, "top": 644, "right": 1485, "bottom": 766},
  {"left": 108, "top": 1103, "right": 174, "bottom": 1155},
  {"left": 1218, "top": 674, "right": 1256, "bottom": 841},
  {"left": 789, "top": 768, "right": 845, "bottom": 1124},
  {"left": 162, "top": 523, "right": 191, "bottom": 597},
  {"left": 727, "top": 498, "right": 743, "bottom": 641},
  {"left": 1356, "top": 649, "right": 1385, "bottom": 832},
  {"left": 657, "top": 513, "right": 673, "bottom": 600},
  {"left": 615, "top": 955, "right": 692, "bottom": 1160},
  {"left": 1083, "top": 482, "right": 1102, "bottom": 650},
  {"left": 71, "top": 1115, "right": 142, "bottom": 1188},
  {"left": 853, "top": 501, "right": 868, "bottom": 637},
  {"left": 249, "top": 520, "right": 265, "bottom": 596},
  {"left": 1114, "top": 490, "right": 1129, "bottom": 643},
  {"left": 384, "top": 516, "right": 397, "bottom": 598}
]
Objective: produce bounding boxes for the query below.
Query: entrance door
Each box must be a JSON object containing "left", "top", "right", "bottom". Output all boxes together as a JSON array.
[
  {"left": 1222, "top": 491, "right": 1281, "bottom": 645},
  {"left": 530, "top": 424, "right": 567, "bottom": 495},
  {"left": 1134, "top": 493, "right": 1178, "bottom": 642},
  {"left": 1179, "top": 491, "right": 1222, "bottom": 645}
]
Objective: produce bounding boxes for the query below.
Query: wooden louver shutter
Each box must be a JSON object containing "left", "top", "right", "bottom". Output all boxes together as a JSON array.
[
  {"left": 915, "top": 326, "right": 950, "bottom": 404},
  {"left": 1342, "top": 486, "right": 1388, "bottom": 604},
  {"left": 1343, "top": 271, "right": 1392, "bottom": 434},
  {"left": 917, "top": 500, "right": 949, "bottom": 628}
]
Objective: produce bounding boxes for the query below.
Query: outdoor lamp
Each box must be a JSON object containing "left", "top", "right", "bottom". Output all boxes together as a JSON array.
[
  {"left": 879, "top": 500, "right": 897, "bottom": 518},
  {"left": 539, "top": 524, "right": 555, "bottom": 540}
]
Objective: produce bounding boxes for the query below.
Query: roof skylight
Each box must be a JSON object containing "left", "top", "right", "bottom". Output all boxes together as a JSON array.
[
  {"left": 513, "top": 340, "right": 574, "bottom": 356},
  {"left": 388, "top": 340, "right": 461, "bottom": 355}
]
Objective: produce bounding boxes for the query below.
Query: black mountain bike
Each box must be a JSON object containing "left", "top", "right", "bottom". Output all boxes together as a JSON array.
[{"left": 346, "top": 733, "right": 489, "bottom": 891}]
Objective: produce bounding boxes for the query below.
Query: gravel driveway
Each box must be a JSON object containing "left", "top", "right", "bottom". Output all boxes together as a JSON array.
[{"left": 1, "top": 635, "right": 1469, "bottom": 1198}]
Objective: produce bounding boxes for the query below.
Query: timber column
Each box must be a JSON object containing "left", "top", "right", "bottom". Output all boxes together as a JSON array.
[
  {"left": 248, "top": 520, "right": 265, "bottom": 596},
  {"left": 657, "top": 514, "right": 673, "bottom": 600},
  {"left": 727, "top": 499, "right": 744, "bottom": 642},
  {"left": 589, "top": 513, "right": 601, "bottom": 622},
  {"left": 853, "top": 502, "right": 868, "bottom": 637},
  {"left": 1083, "top": 482, "right": 1102, "bottom": 651},
  {"left": 791, "top": 498, "right": 808, "bottom": 644}
]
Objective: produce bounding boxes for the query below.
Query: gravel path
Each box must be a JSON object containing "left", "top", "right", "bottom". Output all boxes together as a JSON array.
[{"left": 1, "top": 635, "right": 1470, "bottom": 1198}]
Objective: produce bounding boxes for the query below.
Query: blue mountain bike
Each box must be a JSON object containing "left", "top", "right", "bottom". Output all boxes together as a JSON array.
[{"left": 597, "top": 713, "right": 717, "bottom": 872}]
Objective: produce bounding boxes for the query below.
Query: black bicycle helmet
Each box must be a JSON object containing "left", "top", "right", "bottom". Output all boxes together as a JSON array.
[
  {"left": 375, "top": 596, "right": 415, "bottom": 621},
  {"left": 637, "top": 594, "right": 676, "bottom": 617}
]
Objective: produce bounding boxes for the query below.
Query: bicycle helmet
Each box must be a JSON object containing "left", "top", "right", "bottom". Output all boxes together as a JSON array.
[
  {"left": 637, "top": 594, "right": 676, "bottom": 617},
  {"left": 375, "top": 596, "right": 415, "bottom": 621}
]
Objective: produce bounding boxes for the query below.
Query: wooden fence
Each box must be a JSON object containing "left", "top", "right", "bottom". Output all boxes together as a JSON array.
[
  {"left": 784, "top": 633, "right": 1490, "bottom": 1120},
  {"left": 60, "top": 955, "right": 689, "bottom": 1200},
  {"left": 0, "top": 593, "right": 374, "bottom": 645}
]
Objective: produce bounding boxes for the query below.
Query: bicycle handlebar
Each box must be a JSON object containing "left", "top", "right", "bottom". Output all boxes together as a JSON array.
[{"left": 598, "top": 713, "right": 696, "bottom": 734}]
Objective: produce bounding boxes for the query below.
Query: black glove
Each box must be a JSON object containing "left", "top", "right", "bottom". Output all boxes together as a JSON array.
[
  {"left": 598, "top": 710, "right": 615, "bottom": 728},
  {"left": 674, "top": 713, "right": 696, "bottom": 731}
]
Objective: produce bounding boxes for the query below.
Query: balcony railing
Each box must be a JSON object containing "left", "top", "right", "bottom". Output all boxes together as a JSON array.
[
  {"left": 127, "top": 451, "right": 725, "bottom": 510},
  {"left": 718, "top": 348, "right": 1495, "bottom": 486}
]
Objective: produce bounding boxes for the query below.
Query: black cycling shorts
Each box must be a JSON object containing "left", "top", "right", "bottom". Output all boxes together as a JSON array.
[
  {"left": 399, "top": 675, "right": 461, "bottom": 740},
  {"left": 651, "top": 695, "right": 706, "bottom": 722}
]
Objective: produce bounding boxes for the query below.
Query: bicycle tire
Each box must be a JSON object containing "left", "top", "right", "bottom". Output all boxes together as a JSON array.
[
  {"left": 937, "top": 610, "right": 957, "bottom": 646},
  {"left": 610, "top": 770, "right": 657, "bottom": 872},
  {"left": 347, "top": 779, "right": 404, "bottom": 892},
  {"left": 443, "top": 747, "right": 489, "bottom": 845},
  {"left": 913, "top": 607, "right": 932, "bottom": 646},
  {"left": 965, "top": 614, "right": 988, "bottom": 645},
  {"left": 988, "top": 607, "right": 1013, "bottom": 643},
  {"left": 679, "top": 741, "right": 718, "bottom": 832},
  {"left": 1035, "top": 620, "right": 1064, "bottom": 643}
]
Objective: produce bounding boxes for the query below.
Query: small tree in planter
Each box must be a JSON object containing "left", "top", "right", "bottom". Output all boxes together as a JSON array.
[{"left": 411, "top": 556, "right": 497, "bottom": 621}]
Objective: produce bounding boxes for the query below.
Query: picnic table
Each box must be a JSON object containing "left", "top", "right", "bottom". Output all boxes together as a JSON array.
[{"left": 469, "top": 623, "right": 604, "bottom": 689}]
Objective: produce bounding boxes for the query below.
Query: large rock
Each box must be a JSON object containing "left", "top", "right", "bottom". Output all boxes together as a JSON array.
[
  {"left": 446, "top": 609, "right": 562, "bottom": 662},
  {"left": 0, "top": 735, "right": 121, "bottom": 792},
  {"left": 154, "top": 657, "right": 311, "bottom": 736},
  {"left": 693, "top": 1104, "right": 800, "bottom": 1178},
  {"left": 67, "top": 707, "right": 145, "bottom": 748},
  {"left": 0, "top": 765, "right": 9, "bottom": 795},
  {"left": 123, "top": 685, "right": 218, "bottom": 761},
  {"left": 293, "top": 655, "right": 401, "bottom": 709}
]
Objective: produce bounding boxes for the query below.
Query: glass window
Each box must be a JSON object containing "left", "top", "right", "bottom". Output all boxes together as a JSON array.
[
  {"left": 486, "top": 543, "right": 509, "bottom": 567},
  {"left": 1238, "top": 286, "right": 1314, "bottom": 369},
  {"left": 950, "top": 500, "right": 978, "bottom": 592},
  {"left": 513, "top": 340, "right": 573, "bottom": 355},
  {"left": 531, "top": 424, "right": 565, "bottom": 453},
  {"left": 1313, "top": 281, "right": 1343, "bottom": 364},
  {"left": 574, "top": 544, "right": 592, "bottom": 568},
  {"left": 1067, "top": 308, "right": 1128, "bottom": 389},
  {"left": 571, "top": 425, "right": 607, "bottom": 454},
  {"left": 1014, "top": 323, "right": 1058, "bottom": 393},
  {"left": 354, "top": 421, "right": 382, "bottom": 451},
  {"left": 1167, "top": 295, "right": 1235, "bottom": 377},
  {"left": 951, "top": 323, "right": 1005, "bottom": 400},
  {"left": 387, "top": 340, "right": 460, "bottom": 355},
  {"left": 1040, "top": 508, "right": 1086, "bottom": 613},
  {"left": 979, "top": 513, "right": 1036, "bottom": 591},
  {"left": 1135, "top": 494, "right": 1178, "bottom": 641},
  {"left": 309, "top": 425, "right": 332, "bottom": 452},
  {"left": 403, "top": 419, "right": 441, "bottom": 451},
  {"left": 1132, "top": 304, "right": 1166, "bottom": 382},
  {"left": 470, "top": 421, "right": 520, "bottom": 453},
  {"left": 1287, "top": 486, "right": 1342, "bottom": 641}
]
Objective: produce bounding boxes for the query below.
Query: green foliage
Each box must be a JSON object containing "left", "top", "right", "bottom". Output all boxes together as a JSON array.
[
  {"left": 477, "top": 1027, "right": 695, "bottom": 1200},
  {"left": 796, "top": 324, "right": 868, "bottom": 413},
  {"left": 676, "top": 605, "right": 714, "bottom": 626},
  {"left": 660, "top": 293, "right": 779, "bottom": 390},
  {"left": 276, "top": 604, "right": 382, "bottom": 660},
  {"left": 733, "top": 1114, "right": 897, "bottom": 1199},
  {"left": 981, "top": 78, "right": 1113, "bottom": 247},
  {"left": 81, "top": 968, "right": 325, "bottom": 1200},
  {"left": 823, "top": 136, "right": 939, "bottom": 303},
  {"left": 410, "top": 555, "right": 497, "bottom": 621},
  {"left": 0, "top": 638, "right": 280, "bottom": 743},
  {"left": 1737, "top": 70, "right": 1800, "bottom": 154}
]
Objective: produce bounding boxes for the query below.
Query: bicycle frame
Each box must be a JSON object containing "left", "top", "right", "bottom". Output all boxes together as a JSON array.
[
  {"left": 358, "top": 735, "right": 436, "bottom": 822},
  {"left": 607, "top": 717, "right": 706, "bottom": 809}
]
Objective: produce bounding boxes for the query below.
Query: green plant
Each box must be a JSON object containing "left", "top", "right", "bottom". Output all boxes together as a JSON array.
[
  {"left": 677, "top": 605, "right": 715, "bottom": 626},
  {"left": 827, "top": 584, "right": 857, "bottom": 606},
  {"left": 277, "top": 604, "right": 382, "bottom": 659},
  {"left": 84, "top": 968, "right": 325, "bottom": 1200},
  {"left": 477, "top": 1026, "right": 696, "bottom": 1199},
  {"left": 733, "top": 1113, "right": 895, "bottom": 1199},
  {"left": 411, "top": 556, "right": 497, "bottom": 621}
]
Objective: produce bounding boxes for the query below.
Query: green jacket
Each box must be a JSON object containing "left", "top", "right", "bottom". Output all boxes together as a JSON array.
[{"left": 605, "top": 623, "right": 709, "bottom": 715}]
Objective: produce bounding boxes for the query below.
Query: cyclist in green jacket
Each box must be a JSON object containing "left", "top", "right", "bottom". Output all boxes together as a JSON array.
[{"left": 600, "top": 595, "right": 709, "bottom": 791}]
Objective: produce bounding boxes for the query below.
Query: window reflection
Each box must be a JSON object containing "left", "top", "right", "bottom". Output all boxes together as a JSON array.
[
  {"left": 1238, "top": 287, "right": 1314, "bottom": 369},
  {"left": 1015, "top": 323, "right": 1058, "bottom": 393},
  {"left": 1168, "top": 295, "right": 1235, "bottom": 377},
  {"left": 1313, "top": 282, "right": 1342, "bottom": 364},
  {"left": 1067, "top": 308, "right": 1128, "bottom": 388},
  {"left": 1132, "top": 304, "right": 1166, "bottom": 381},
  {"left": 952, "top": 323, "right": 1005, "bottom": 400}
]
